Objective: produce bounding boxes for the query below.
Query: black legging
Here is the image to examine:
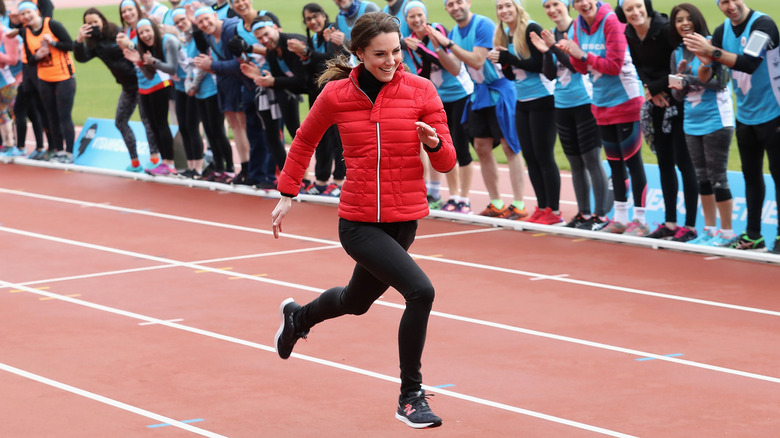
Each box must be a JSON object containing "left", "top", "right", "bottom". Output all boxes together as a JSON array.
[
  {"left": 516, "top": 96, "right": 560, "bottom": 210},
  {"left": 650, "top": 104, "right": 698, "bottom": 227},
  {"left": 196, "top": 95, "right": 233, "bottom": 173},
  {"left": 139, "top": 86, "right": 173, "bottom": 160},
  {"left": 736, "top": 116, "right": 780, "bottom": 238},
  {"left": 14, "top": 66, "right": 50, "bottom": 151},
  {"left": 174, "top": 90, "right": 203, "bottom": 161},
  {"left": 295, "top": 219, "right": 434, "bottom": 395},
  {"left": 37, "top": 76, "right": 76, "bottom": 153},
  {"left": 600, "top": 121, "right": 647, "bottom": 206}
]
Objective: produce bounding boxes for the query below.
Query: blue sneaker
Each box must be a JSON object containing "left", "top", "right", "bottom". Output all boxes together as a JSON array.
[
  {"left": 1, "top": 147, "right": 24, "bottom": 157},
  {"left": 704, "top": 231, "right": 736, "bottom": 248},
  {"left": 27, "top": 149, "right": 45, "bottom": 160},
  {"left": 687, "top": 229, "right": 714, "bottom": 245},
  {"left": 125, "top": 163, "right": 144, "bottom": 173}
]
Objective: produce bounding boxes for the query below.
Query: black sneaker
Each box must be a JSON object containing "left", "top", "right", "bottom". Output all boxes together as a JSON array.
[
  {"left": 395, "top": 390, "right": 442, "bottom": 429},
  {"left": 565, "top": 212, "right": 588, "bottom": 228},
  {"left": 646, "top": 224, "right": 677, "bottom": 239},
  {"left": 577, "top": 215, "right": 609, "bottom": 231},
  {"left": 274, "top": 298, "right": 308, "bottom": 359},
  {"left": 729, "top": 233, "right": 766, "bottom": 251},
  {"left": 770, "top": 236, "right": 780, "bottom": 255}
]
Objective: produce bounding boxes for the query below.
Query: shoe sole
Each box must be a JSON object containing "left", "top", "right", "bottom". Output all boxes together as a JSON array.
[
  {"left": 275, "top": 298, "right": 294, "bottom": 359},
  {"left": 394, "top": 412, "right": 442, "bottom": 429}
]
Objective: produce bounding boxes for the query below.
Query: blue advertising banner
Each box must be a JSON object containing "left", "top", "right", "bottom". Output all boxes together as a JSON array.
[
  {"left": 73, "top": 118, "right": 180, "bottom": 171},
  {"left": 614, "top": 162, "right": 777, "bottom": 241}
]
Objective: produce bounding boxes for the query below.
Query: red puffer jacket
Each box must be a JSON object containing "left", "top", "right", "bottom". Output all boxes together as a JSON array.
[{"left": 277, "top": 64, "right": 456, "bottom": 223}]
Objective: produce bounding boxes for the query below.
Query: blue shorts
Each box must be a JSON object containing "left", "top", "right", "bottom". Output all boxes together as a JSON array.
[{"left": 217, "top": 77, "right": 244, "bottom": 113}]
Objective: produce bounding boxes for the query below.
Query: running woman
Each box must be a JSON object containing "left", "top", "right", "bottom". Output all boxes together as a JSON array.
[{"left": 272, "top": 12, "right": 454, "bottom": 429}]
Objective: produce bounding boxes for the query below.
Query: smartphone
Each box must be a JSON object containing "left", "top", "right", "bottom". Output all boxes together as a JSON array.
[
  {"left": 668, "top": 74, "right": 684, "bottom": 88},
  {"left": 89, "top": 25, "right": 100, "bottom": 37},
  {"left": 240, "top": 53, "right": 249, "bottom": 62},
  {"left": 743, "top": 30, "right": 770, "bottom": 57}
]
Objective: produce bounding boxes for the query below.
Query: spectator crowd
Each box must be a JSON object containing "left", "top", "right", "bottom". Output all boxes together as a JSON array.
[{"left": 0, "top": 0, "right": 777, "bottom": 254}]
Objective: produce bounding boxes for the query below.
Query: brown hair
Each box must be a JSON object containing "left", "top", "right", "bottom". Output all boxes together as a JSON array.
[{"left": 317, "top": 11, "right": 402, "bottom": 87}]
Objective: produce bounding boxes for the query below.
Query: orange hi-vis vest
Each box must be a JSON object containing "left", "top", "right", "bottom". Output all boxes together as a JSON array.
[{"left": 24, "top": 17, "right": 74, "bottom": 82}]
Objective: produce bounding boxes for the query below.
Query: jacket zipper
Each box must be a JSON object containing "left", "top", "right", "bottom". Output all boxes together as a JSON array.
[{"left": 350, "top": 76, "right": 382, "bottom": 222}]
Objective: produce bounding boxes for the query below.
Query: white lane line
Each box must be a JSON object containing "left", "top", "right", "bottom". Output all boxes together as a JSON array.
[
  {"left": 0, "top": 278, "right": 635, "bottom": 437},
  {"left": 0, "top": 362, "right": 226, "bottom": 438},
  {"left": 0, "top": 245, "right": 342, "bottom": 291},
  {"left": 2, "top": 188, "right": 777, "bottom": 318},
  {"left": 139, "top": 318, "right": 183, "bottom": 326},
  {"left": 2, "top": 231, "right": 780, "bottom": 386},
  {"left": 530, "top": 274, "right": 570, "bottom": 281}
]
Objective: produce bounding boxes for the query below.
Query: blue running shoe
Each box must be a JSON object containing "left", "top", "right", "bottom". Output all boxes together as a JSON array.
[
  {"left": 687, "top": 229, "right": 714, "bottom": 245},
  {"left": 1, "top": 147, "right": 24, "bottom": 157},
  {"left": 125, "top": 163, "right": 144, "bottom": 173},
  {"left": 703, "top": 231, "right": 734, "bottom": 248}
]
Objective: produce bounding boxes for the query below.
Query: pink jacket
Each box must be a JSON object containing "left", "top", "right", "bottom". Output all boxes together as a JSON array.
[{"left": 277, "top": 64, "right": 456, "bottom": 223}]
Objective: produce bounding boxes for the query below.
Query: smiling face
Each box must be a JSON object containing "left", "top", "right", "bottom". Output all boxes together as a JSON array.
[
  {"left": 137, "top": 24, "right": 154, "bottom": 46},
  {"left": 717, "top": 0, "right": 748, "bottom": 25},
  {"left": 405, "top": 7, "right": 427, "bottom": 35},
  {"left": 196, "top": 12, "right": 218, "bottom": 35},
  {"left": 19, "top": 7, "right": 41, "bottom": 28},
  {"left": 120, "top": 4, "right": 139, "bottom": 27},
  {"left": 356, "top": 31, "right": 402, "bottom": 83},
  {"left": 621, "top": 0, "right": 648, "bottom": 29},
  {"left": 572, "top": 0, "right": 598, "bottom": 25},
  {"left": 674, "top": 8, "right": 694, "bottom": 38},
  {"left": 543, "top": 0, "right": 570, "bottom": 24},
  {"left": 303, "top": 9, "right": 326, "bottom": 33},
  {"left": 445, "top": 0, "right": 471, "bottom": 24},
  {"left": 254, "top": 24, "right": 279, "bottom": 50},
  {"left": 231, "top": 0, "right": 253, "bottom": 17},
  {"left": 495, "top": 0, "right": 518, "bottom": 25},
  {"left": 173, "top": 13, "right": 190, "bottom": 33}
]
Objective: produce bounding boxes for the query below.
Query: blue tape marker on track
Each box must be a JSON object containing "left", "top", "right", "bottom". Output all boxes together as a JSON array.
[
  {"left": 147, "top": 418, "right": 204, "bottom": 428},
  {"left": 433, "top": 384, "right": 455, "bottom": 388},
  {"left": 635, "top": 353, "right": 684, "bottom": 362}
]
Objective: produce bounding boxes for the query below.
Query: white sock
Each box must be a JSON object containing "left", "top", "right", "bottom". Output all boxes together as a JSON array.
[
  {"left": 633, "top": 207, "right": 646, "bottom": 224},
  {"left": 613, "top": 201, "right": 629, "bottom": 224},
  {"left": 721, "top": 228, "right": 735, "bottom": 239}
]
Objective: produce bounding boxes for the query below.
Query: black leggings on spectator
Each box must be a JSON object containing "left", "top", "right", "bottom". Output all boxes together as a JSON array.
[
  {"left": 516, "top": 96, "right": 560, "bottom": 210},
  {"left": 556, "top": 104, "right": 611, "bottom": 216},
  {"left": 14, "top": 83, "right": 49, "bottom": 151},
  {"left": 650, "top": 104, "right": 698, "bottom": 227},
  {"left": 139, "top": 87, "right": 173, "bottom": 160},
  {"left": 174, "top": 90, "right": 203, "bottom": 161},
  {"left": 736, "top": 116, "right": 780, "bottom": 238},
  {"left": 600, "top": 121, "right": 647, "bottom": 206},
  {"left": 197, "top": 95, "right": 233, "bottom": 173},
  {"left": 295, "top": 219, "right": 434, "bottom": 396},
  {"left": 37, "top": 77, "right": 76, "bottom": 153}
]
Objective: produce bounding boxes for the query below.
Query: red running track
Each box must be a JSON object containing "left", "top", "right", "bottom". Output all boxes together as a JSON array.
[{"left": 1, "top": 164, "right": 779, "bottom": 437}]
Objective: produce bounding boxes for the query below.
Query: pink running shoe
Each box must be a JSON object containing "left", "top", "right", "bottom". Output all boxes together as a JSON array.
[
  {"left": 145, "top": 163, "right": 172, "bottom": 176},
  {"left": 535, "top": 207, "right": 565, "bottom": 226}
]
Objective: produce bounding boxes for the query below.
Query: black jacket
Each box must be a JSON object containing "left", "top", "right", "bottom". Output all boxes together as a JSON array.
[
  {"left": 625, "top": 11, "right": 676, "bottom": 98},
  {"left": 265, "top": 32, "right": 309, "bottom": 95},
  {"left": 74, "top": 34, "right": 137, "bottom": 92}
]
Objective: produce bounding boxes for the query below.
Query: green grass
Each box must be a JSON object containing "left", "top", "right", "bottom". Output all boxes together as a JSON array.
[{"left": 59, "top": 1, "right": 780, "bottom": 170}]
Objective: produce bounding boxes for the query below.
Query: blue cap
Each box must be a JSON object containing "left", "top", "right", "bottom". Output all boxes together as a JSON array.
[
  {"left": 404, "top": 1, "right": 427, "bottom": 17},
  {"left": 17, "top": 2, "right": 38, "bottom": 12}
]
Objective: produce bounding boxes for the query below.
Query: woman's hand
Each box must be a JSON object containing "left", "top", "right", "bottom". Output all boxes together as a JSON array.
[
  {"left": 487, "top": 45, "right": 506, "bottom": 63},
  {"left": 76, "top": 23, "right": 92, "bottom": 44},
  {"left": 142, "top": 52, "right": 155, "bottom": 66},
  {"left": 415, "top": 121, "right": 439, "bottom": 149},
  {"left": 404, "top": 36, "right": 420, "bottom": 52},
  {"left": 287, "top": 38, "right": 307, "bottom": 57},
  {"left": 271, "top": 197, "right": 293, "bottom": 239},
  {"left": 192, "top": 53, "right": 212, "bottom": 71},
  {"left": 529, "top": 31, "right": 552, "bottom": 54},
  {"left": 555, "top": 35, "right": 585, "bottom": 60},
  {"left": 425, "top": 24, "right": 448, "bottom": 47}
]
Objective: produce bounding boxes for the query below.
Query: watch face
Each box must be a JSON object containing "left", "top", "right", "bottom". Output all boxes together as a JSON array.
[{"left": 713, "top": 49, "right": 722, "bottom": 59}]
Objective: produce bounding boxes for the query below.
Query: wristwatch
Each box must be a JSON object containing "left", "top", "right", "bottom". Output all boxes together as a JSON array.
[
  {"left": 446, "top": 40, "right": 455, "bottom": 49},
  {"left": 580, "top": 54, "right": 587, "bottom": 63},
  {"left": 712, "top": 48, "right": 723, "bottom": 59}
]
